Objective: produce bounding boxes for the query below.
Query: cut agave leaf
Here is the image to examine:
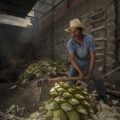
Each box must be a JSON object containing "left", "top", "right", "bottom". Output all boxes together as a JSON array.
[
  {"left": 53, "top": 110, "right": 68, "bottom": 120},
  {"left": 60, "top": 102, "right": 73, "bottom": 112},
  {"left": 55, "top": 96, "right": 66, "bottom": 103},
  {"left": 50, "top": 91, "right": 58, "bottom": 97},
  {"left": 54, "top": 83, "right": 61, "bottom": 89},
  {"left": 68, "top": 98, "right": 79, "bottom": 105},
  {"left": 46, "top": 110, "right": 53, "bottom": 118},
  {"left": 46, "top": 101, "right": 59, "bottom": 110},
  {"left": 63, "top": 92, "right": 73, "bottom": 98},
  {"left": 56, "top": 87, "right": 65, "bottom": 93},
  {"left": 60, "top": 82, "right": 70, "bottom": 89},
  {"left": 68, "top": 88, "right": 77, "bottom": 93},
  {"left": 76, "top": 105, "right": 88, "bottom": 115},
  {"left": 83, "top": 101, "right": 90, "bottom": 107},
  {"left": 67, "top": 111, "right": 80, "bottom": 120},
  {"left": 75, "top": 94, "right": 85, "bottom": 100},
  {"left": 50, "top": 87, "right": 56, "bottom": 92},
  {"left": 80, "top": 101, "right": 90, "bottom": 108}
]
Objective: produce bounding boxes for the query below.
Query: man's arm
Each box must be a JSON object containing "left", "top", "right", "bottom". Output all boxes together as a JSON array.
[
  {"left": 87, "top": 51, "right": 95, "bottom": 79},
  {"left": 69, "top": 52, "right": 84, "bottom": 79}
]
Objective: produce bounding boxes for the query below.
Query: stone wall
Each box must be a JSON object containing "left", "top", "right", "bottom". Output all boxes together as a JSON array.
[
  {"left": 53, "top": 0, "right": 116, "bottom": 73},
  {"left": 37, "top": 0, "right": 117, "bottom": 73}
]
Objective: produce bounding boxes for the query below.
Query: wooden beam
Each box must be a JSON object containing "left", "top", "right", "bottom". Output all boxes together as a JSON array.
[
  {"left": 95, "top": 47, "right": 104, "bottom": 50},
  {"left": 91, "top": 10, "right": 104, "bottom": 17},
  {"left": 95, "top": 59, "right": 104, "bottom": 63},
  {"left": 94, "top": 37, "right": 106, "bottom": 41},
  {"left": 48, "top": 76, "right": 83, "bottom": 82},
  {"left": 41, "top": 0, "right": 64, "bottom": 19},
  {"left": 42, "top": 1, "right": 53, "bottom": 7},
  {"left": 91, "top": 16, "right": 105, "bottom": 23},
  {"left": 107, "top": 90, "right": 120, "bottom": 97},
  {"left": 91, "top": 25, "right": 105, "bottom": 32},
  {"left": 96, "top": 53, "right": 104, "bottom": 56}
]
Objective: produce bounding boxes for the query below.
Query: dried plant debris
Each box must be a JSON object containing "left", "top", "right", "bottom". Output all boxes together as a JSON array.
[
  {"left": 19, "top": 60, "right": 67, "bottom": 82},
  {"left": 0, "top": 95, "right": 120, "bottom": 120}
]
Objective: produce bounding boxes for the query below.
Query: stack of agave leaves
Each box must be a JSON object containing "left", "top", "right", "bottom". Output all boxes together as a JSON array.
[
  {"left": 44, "top": 82, "right": 96, "bottom": 120},
  {"left": 19, "top": 60, "right": 67, "bottom": 82}
]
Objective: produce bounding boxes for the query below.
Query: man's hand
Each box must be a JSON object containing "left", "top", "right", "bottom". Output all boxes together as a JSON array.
[{"left": 79, "top": 72, "right": 84, "bottom": 80}]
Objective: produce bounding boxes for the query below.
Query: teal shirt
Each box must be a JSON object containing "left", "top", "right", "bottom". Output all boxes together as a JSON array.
[{"left": 67, "top": 34, "right": 95, "bottom": 66}]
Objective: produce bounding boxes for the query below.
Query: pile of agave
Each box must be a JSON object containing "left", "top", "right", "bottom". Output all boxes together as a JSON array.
[
  {"left": 44, "top": 82, "right": 95, "bottom": 120},
  {"left": 19, "top": 60, "right": 67, "bottom": 81}
]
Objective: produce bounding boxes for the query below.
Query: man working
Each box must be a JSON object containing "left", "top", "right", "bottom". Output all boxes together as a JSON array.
[{"left": 65, "top": 19, "right": 109, "bottom": 105}]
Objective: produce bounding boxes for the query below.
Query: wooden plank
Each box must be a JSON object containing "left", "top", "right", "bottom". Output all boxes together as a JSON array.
[
  {"left": 48, "top": 76, "right": 84, "bottom": 82},
  {"left": 91, "top": 10, "right": 104, "bottom": 17},
  {"left": 96, "top": 52, "right": 104, "bottom": 56},
  {"left": 91, "top": 25, "right": 105, "bottom": 32},
  {"left": 98, "top": 66, "right": 103, "bottom": 72},
  {"left": 94, "top": 37, "right": 106, "bottom": 41},
  {"left": 95, "top": 59, "right": 104, "bottom": 63},
  {"left": 107, "top": 90, "right": 120, "bottom": 97},
  {"left": 91, "top": 16, "right": 105, "bottom": 23},
  {"left": 95, "top": 47, "right": 104, "bottom": 50}
]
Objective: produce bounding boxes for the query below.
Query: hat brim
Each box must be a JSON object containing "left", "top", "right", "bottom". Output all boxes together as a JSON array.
[{"left": 64, "top": 25, "right": 85, "bottom": 32}]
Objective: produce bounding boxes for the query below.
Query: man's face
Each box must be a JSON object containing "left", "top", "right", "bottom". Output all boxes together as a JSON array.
[
  {"left": 68, "top": 28, "right": 75, "bottom": 37},
  {"left": 70, "top": 27, "right": 83, "bottom": 39}
]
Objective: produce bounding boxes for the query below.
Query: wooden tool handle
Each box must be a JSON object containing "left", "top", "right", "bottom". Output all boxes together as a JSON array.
[{"left": 47, "top": 76, "right": 83, "bottom": 82}]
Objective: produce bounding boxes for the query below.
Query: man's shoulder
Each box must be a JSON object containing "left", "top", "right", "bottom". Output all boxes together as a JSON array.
[
  {"left": 67, "top": 38, "right": 74, "bottom": 45},
  {"left": 84, "top": 34, "right": 94, "bottom": 40}
]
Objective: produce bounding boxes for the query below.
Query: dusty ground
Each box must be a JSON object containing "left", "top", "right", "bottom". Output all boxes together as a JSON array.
[
  {"left": 0, "top": 80, "right": 41, "bottom": 117},
  {"left": 0, "top": 71, "right": 120, "bottom": 120}
]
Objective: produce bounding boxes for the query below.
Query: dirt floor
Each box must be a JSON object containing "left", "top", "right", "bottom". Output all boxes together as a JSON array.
[
  {"left": 0, "top": 80, "right": 41, "bottom": 117},
  {"left": 0, "top": 71, "right": 120, "bottom": 120}
]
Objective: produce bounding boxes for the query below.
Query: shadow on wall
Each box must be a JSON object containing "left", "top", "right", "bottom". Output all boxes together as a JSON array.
[{"left": 0, "top": 24, "right": 40, "bottom": 82}]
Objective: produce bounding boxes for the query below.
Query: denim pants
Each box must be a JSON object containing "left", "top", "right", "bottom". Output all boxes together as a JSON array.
[{"left": 68, "top": 65, "right": 108, "bottom": 102}]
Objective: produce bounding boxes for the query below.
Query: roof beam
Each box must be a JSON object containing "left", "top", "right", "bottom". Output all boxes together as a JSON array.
[
  {"left": 43, "top": 1, "right": 53, "bottom": 7},
  {"left": 41, "top": 0, "right": 64, "bottom": 18},
  {"left": 0, "top": 1, "right": 44, "bottom": 16}
]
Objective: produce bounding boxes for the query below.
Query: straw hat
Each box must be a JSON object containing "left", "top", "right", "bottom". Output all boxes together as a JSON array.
[{"left": 64, "top": 19, "right": 85, "bottom": 32}]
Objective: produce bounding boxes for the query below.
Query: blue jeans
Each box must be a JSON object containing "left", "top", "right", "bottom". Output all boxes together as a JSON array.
[{"left": 68, "top": 65, "right": 108, "bottom": 102}]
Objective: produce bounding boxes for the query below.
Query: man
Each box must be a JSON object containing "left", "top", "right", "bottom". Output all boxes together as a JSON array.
[{"left": 65, "top": 19, "right": 109, "bottom": 104}]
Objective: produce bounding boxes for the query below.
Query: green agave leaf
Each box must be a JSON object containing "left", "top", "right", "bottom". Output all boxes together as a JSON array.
[
  {"left": 45, "top": 101, "right": 60, "bottom": 110},
  {"left": 55, "top": 96, "right": 66, "bottom": 103},
  {"left": 56, "top": 87, "right": 65, "bottom": 93},
  {"left": 76, "top": 105, "right": 88, "bottom": 115},
  {"left": 67, "top": 88, "right": 77, "bottom": 93},
  {"left": 60, "top": 102, "right": 73, "bottom": 112},
  {"left": 67, "top": 111, "right": 80, "bottom": 120},
  {"left": 68, "top": 98, "right": 79, "bottom": 105},
  {"left": 75, "top": 94, "right": 85, "bottom": 100},
  {"left": 63, "top": 92, "right": 73, "bottom": 98},
  {"left": 46, "top": 110, "right": 53, "bottom": 118},
  {"left": 53, "top": 110, "right": 68, "bottom": 120},
  {"left": 50, "top": 90, "right": 58, "bottom": 97}
]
